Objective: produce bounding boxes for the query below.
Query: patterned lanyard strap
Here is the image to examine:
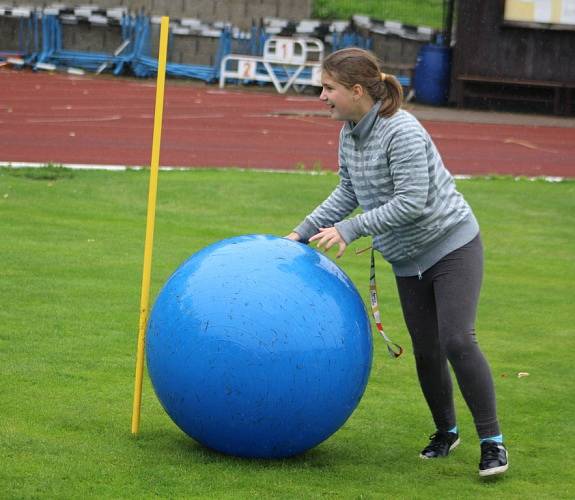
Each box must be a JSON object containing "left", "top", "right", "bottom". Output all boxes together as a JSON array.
[{"left": 366, "top": 247, "right": 403, "bottom": 358}]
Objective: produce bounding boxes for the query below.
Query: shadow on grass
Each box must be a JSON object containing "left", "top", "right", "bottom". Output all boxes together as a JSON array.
[{"left": 131, "top": 427, "right": 355, "bottom": 470}]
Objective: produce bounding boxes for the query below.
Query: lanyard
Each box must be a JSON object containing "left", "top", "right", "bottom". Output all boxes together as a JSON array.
[{"left": 357, "top": 246, "right": 403, "bottom": 358}]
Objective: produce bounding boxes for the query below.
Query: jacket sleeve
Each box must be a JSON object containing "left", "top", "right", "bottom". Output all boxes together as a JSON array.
[
  {"left": 335, "top": 125, "right": 430, "bottom": 243},
  {"left": 293, "top": 160, "right": 359, "bottom": 242}
]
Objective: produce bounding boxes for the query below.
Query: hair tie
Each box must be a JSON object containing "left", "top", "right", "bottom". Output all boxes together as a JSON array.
[{"left": 380, "top": 72, "right": 387, "bottom": 82}]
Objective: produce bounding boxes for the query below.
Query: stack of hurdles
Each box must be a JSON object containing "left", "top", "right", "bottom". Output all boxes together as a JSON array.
[{"left": 0, "top": 4, "right": 436, "bottom": 89}]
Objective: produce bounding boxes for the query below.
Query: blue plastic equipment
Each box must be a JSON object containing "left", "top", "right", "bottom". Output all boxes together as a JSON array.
[{"left": 146, "top": 234, "right": 373, "bottom": 458}]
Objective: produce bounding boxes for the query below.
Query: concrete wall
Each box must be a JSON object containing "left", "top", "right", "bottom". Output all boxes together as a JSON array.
[
  {"left": 60, "top": 23, "right": 126, "bottom": 55},
  {"left": 6, "top": 0, "right": 314, "bottom": 29},
  {"left": 372, "top": 33, "right": 422, "bottom": 68},
  {"left": 170, "top": 29, "right": 222, "bottom": 66},
  {"left": 0, "top": 16, "right": 20, "bottom": 51}
]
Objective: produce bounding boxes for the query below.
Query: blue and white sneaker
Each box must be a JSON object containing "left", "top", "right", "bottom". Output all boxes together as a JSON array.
[
  {"left": 420, "top": 431, "right": 460, "bottom": 459},
  {"left": 479, "top": 441, "right": 509, "bottom": 477}
]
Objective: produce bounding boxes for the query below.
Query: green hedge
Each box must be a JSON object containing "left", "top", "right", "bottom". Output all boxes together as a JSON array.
[{"left": 313, "top": 0, "right": 445, "bottom": 28}]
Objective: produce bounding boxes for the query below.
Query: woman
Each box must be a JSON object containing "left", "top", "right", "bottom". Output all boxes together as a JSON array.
[{"left": 286, "top": 48, "right": 508, "bottom": 477}]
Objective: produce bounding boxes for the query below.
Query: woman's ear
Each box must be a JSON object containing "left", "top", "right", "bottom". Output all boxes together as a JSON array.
[{"left": 352, "top": 83, "right": 365, "bottom": 100}]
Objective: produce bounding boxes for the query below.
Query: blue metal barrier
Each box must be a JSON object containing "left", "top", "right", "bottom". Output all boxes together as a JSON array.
[
  {"left": 130, "top": 15, "right": 232, "bottom": 82},
  {"left": 37, "top": 14, "right": 135, "bottom": 73},
  {"left": 2, "top": 11, "right": 233, "bottom": 83}
]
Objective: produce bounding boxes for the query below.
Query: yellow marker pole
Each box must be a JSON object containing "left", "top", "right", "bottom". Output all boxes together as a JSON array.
[{"left": 131, "top": 16, "right": 170, "bottom": 435}]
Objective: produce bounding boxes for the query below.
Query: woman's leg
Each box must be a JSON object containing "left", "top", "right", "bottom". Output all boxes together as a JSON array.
[
  {"left": 396, "top": 270, "right": 457, "bottom": 433},
  {"left": 430, "top": 235, "right": 500, "bottom": 439}
]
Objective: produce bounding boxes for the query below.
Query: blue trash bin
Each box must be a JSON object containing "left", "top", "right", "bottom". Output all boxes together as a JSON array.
[{"left": 414, "top": 44, "right": 452, "bottom": 106}]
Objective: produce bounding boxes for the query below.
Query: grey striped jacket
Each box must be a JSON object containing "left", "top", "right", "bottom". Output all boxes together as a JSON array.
[{"left": 294, "top": 105, "right": 478, "bottom": 276}]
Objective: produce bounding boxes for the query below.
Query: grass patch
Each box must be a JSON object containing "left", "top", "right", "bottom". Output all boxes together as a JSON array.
[
  {"left": 3, "top": 163, "right": 74, "bottom": 181},
  {"left": 1, "top": 166, "right": 574, "bottom": 498}
]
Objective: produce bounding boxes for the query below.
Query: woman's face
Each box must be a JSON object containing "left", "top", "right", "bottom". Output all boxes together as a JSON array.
[{"left": 319, "top": 72, "right": 364, "bottom": 123}]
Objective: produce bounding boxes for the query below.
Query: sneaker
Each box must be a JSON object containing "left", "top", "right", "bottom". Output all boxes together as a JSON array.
[
  {"left": 420, "top": 431, "right": 460, "bottom": 459},
  {"left": 479, "top": 441, "right": 508, "bottom": 477}
]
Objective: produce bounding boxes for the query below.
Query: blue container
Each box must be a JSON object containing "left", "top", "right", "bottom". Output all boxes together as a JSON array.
[
  {"left": 146, "top": 235, "right": 373, "bottom": 458},
  {"left": 414, "top": 44, "right": 452, "bottom": 106}
]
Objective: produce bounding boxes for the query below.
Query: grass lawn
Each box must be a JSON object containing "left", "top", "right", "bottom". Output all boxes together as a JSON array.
[{"left": 1, "top": 166, "right": 574, "bottom": 498}]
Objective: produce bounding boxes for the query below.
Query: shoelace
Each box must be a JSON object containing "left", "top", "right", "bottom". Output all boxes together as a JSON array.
[
  {"left": 424, "top": 432, "right": 452, "bottom": 451},
  {"left": 481, "top": 442, "right": 504, "bottom": 461}
]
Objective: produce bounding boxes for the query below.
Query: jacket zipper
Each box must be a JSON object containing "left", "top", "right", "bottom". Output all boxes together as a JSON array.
[{"left": 389, "top": 228, "right": 423, "bottom": 280}]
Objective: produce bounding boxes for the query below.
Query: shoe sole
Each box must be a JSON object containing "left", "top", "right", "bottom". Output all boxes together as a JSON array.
[
  {"left": 419, "top": 437, "right": 460, "bottom": 459},
  {"left": 479, "top": 463, "right": 509, "bottom": 477}
]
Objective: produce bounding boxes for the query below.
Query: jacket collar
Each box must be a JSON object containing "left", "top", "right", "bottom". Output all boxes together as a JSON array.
[{"left": 345, "top": 101, "right": 382, "bottom": 145}]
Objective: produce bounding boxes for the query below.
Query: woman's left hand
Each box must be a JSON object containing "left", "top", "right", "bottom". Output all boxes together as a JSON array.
[{"left": 309, "top": 227, "right": 347, "bottom": 258}]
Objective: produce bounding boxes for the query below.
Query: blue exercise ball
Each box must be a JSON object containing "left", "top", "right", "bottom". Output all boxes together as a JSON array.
[{"left": 146, "top": 234, "right": 373, "bottom": 458}]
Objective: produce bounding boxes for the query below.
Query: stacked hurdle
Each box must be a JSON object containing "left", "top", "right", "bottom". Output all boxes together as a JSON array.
[
  {"left": 0, "top": 6, "right": 437, "bottom": 92},
  {"left": 129, "top": 15, "right": 233, "bottom": 81},
  {"left": 35, "top": 13, "right": 135, "bottom": 75},
  {"left": 0, "top": 7, "right": 234, "bottom": 82},
  {"left": 219, "top": 36, "right": 323, "bottom": 94},
  {"left": 0, "top": 6, "right": 40, "bottom": 68}
]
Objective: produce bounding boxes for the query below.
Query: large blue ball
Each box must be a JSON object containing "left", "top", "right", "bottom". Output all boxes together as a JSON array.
[{"left": 146, "top": 234, "right": 373, "bottom": 458}]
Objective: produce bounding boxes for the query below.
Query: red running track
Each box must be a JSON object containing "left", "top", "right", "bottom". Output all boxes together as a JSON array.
[{"left": 1, "top": 68, "right": 574, "bottom": 177}]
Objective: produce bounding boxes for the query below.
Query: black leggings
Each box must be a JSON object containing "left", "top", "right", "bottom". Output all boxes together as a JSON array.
[{"left": 395, "top": 234, "right": 500, "bottom": 439}]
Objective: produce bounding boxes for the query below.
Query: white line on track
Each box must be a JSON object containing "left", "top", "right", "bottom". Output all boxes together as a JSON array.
[{"left": 0, "top": 161, "right": 566, "bottom": 182}]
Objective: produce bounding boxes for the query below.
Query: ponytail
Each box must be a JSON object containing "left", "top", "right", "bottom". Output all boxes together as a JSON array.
[{"left": 378, "top": 74, "right": 403, "bottom": 117}]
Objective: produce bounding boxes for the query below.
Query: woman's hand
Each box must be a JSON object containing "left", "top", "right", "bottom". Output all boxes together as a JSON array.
[{"left": 309, "top": 227, "right": 347, "bottom": 258}]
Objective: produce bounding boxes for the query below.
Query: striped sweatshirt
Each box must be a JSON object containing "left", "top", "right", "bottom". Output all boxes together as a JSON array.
[{"left": 294, "top": 103, "right": 479, "bottom": 277}]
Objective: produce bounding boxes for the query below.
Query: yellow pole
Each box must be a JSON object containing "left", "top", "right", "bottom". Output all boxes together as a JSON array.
[{"left": 131, "top": 16, "right": 170, "bottom": 435}]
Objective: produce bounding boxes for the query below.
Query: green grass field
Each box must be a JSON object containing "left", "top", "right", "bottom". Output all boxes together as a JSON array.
[
  {"left": 313, "top": 0, "right": 444, "bottom": 28},
  {"left": 1, "top": 166, "right": 574, "bottom": 498}
]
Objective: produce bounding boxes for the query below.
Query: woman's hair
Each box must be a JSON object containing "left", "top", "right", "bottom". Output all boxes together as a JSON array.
[{"left": 321, "top": 48, "right": 403, "bottom": 117}]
